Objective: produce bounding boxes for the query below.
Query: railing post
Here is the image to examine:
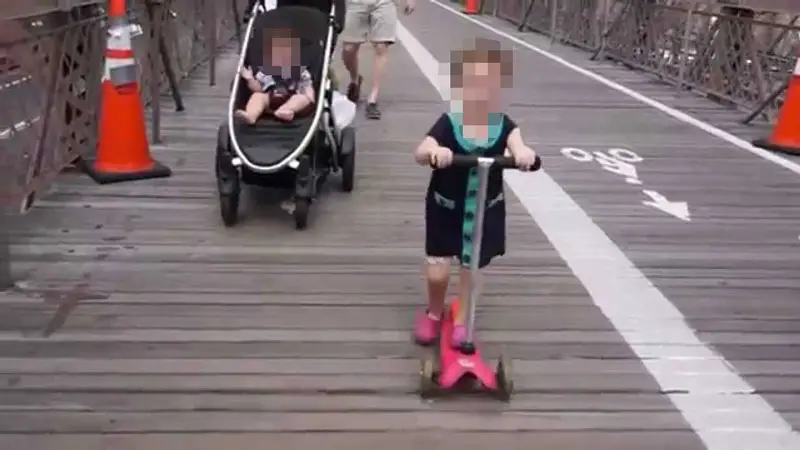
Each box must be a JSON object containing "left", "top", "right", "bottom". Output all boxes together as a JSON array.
[
  {"left": 207, "top": 0, "right": 218, "bottom": 86},
  {"left": 232, "top": 0, "right": 243, "bottom": 45},
  {"left": 676, "top": 1, "right": 697, "bottom": 91},
  {"left": 742, "top": 79, "right": 788, "bottom": 124},
  {"left": 0, "top": 210, "right": 12, "bottom": 289},
  {"left": 519, "top": 0, "right": 539, "bottom": 32},
  {"left": 146, "top": 0, "right": 164, "bottom": 143},
  {"left": 591, "top": 0, "right": 626, "bottom": 61}
]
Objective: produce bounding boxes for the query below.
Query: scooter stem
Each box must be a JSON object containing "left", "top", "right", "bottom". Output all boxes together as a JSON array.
[{"left": 464, "top": 158, "right": 492, "bottom": 345}]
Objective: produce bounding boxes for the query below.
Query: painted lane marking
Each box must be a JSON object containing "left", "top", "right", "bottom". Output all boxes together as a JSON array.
[{"left": 560, "top": 147, "right": 691, "bottom": 221}]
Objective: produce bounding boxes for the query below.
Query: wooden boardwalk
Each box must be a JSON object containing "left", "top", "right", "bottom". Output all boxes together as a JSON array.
[{"left": 2, "top": 4, "right": 800, "bottom": 449}]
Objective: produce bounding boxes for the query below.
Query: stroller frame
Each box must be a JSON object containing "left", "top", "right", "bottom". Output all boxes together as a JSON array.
[{"left": 216, "top": 1, "right": 355, "bottom": 230}]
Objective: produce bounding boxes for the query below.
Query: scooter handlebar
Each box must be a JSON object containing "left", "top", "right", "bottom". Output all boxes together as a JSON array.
[{"left": 449, "top": 154, "right": 542, "bottom": 171}]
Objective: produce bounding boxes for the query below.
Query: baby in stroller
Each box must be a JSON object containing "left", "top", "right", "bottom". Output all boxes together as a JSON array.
[
  {"left": 235, "top": 28, "right": 315, "bottom": 123},
  {"left": 217, "top": 3, "right": 358, "bottom": 230}
]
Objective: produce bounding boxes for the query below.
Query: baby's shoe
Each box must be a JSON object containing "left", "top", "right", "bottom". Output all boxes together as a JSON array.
[{"left": 414, "top": 309, "right": 441, "bottom": 346}]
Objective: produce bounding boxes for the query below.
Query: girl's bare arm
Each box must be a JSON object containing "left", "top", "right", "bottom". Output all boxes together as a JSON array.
[{"left": 505, "top": 128, "right": 528, "bottom": 157}]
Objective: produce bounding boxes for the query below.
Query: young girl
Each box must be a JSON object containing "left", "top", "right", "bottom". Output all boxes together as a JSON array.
[
  {"left": 413, "top": 38, "right": 538, "bottom": 348},
  {"left": 235, "top": 28, "right": 315, "bottom": 123}
]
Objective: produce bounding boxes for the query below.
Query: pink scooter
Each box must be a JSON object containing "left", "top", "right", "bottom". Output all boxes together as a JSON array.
[{"left": 419, "top": 154, "right": 541, "bottom": 401}]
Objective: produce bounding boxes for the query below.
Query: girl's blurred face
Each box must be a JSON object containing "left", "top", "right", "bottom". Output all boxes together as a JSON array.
[{"left": 460, "top": 61, "right": 502, "bottom": 109}]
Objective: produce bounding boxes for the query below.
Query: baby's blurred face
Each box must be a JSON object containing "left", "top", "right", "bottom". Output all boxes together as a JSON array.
[
  {"left": 266, "top": 33, "right": 299, "bottom": 68},
  {"left": 270, "top": 39, "right": 292, "bottom": 66}
]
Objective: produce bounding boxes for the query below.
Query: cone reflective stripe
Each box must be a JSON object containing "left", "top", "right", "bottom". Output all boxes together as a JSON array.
[
  {"left": 82, "top": 0, "right": 171, "bottom": 184},
  {"left": 752, "top": 53, "right": 800, "bottom": 156}
]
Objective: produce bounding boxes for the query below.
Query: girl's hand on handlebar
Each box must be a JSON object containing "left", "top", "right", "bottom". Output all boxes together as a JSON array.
[
  {"left": 429, "top": 146, "right": 453, "bottom": 168},
  {"left": 513, "top": 146, "right": 538, "bottom": 171},
  {"left": 240, "top": 67, "right": 254, "bottom": 81}
]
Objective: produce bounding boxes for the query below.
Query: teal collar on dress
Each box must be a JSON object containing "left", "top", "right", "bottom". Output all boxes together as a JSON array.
[{"left": 447, "top": 112, "right": 504, "bottom": 152}]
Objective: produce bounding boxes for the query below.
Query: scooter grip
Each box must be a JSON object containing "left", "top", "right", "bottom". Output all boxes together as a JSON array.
[{"left": 446, "top": 154, "right": 543, "bottom": 171}]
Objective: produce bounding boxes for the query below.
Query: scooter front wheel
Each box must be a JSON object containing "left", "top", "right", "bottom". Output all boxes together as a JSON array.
[
  {"left": 495, "top": 354, "right": 514, "bottom": 401},
  {"left": 419, "top": 356, "right": 438, "bottom": 399}
]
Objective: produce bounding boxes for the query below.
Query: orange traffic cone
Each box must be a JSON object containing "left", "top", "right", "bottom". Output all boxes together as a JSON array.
[
  {"left": 752, "top": 53, "right": 800, "bottom": 156},
  {"left": 463, "top": 0, "right": 480, "bottom": 15},
  {"left": 82, "top": 0, "right": 170, "bottom": 184}
]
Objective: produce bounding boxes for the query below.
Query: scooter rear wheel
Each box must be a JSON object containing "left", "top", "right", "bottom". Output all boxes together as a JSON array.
[
  {"left": 495, "top": 354, "right": 514, "bottom": 401},
  {"left": 419, "top": 356, "right": 437, "bottom": 399}
]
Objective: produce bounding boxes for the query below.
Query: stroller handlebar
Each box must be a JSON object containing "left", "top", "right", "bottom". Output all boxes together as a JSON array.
[{"left": 448, "top": 154, "right": 542, "bottom": 171}]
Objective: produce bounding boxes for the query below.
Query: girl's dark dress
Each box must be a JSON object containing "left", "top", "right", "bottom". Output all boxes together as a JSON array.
[{"left": 425, "top": 112, "right": 518, "bottom": 269}]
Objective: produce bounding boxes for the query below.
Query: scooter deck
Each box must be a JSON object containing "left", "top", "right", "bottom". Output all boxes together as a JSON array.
[{"left": 436, "top": 300, "right": 498, "bottom": 390}]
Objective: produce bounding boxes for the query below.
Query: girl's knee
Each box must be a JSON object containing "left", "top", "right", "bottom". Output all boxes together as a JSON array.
[{"left": 425, "top": 257, "right": 451, "bottom": 284}]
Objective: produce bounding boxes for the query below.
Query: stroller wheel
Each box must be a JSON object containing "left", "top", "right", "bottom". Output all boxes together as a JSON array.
[
  {"left": 215, "top": 141, "right": 241, "bottom": 227},
  {"left": 294, "top": 198, "right": 310, "bottom": 230},
  {"left": 340, "top": 127, "right": 356, "bottom": 193},
  {"left": 219, "top": 188, "right": 240, "bottom": 227}
]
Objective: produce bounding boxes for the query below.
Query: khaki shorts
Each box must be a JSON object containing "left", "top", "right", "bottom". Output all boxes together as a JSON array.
[{"left": 340, "top": 0, "right": 398, "bottom": 44}]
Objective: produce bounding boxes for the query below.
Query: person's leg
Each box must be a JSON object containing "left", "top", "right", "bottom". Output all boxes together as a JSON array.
[
  {"left": 340, "top": 3, "right": 369, "bottom": 102},
  {"left": 364, "top": 0, "right": 398, "bottom": 119},
  {"left": 341, "top": 43, "right": 362, "bottom": 102},
  {"left": 274, "top": 89, "right": 315, "bottom": 121},
  {"left": 415, "top": 257, "right": 451, "bottom": 345},
  {"left": 364, "top": 42, "right": 389, "bottom": 119},
  {"left": 235, "top": 92, "right": 270, "bottom": 124},
  {"left": 451, "top": 265, "right": 473, "bottom": 347}
]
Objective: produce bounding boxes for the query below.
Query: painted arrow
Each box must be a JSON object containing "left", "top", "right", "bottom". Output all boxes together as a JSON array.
[{"left": 642, "top": 190, "right": 691, "bottom": 222}]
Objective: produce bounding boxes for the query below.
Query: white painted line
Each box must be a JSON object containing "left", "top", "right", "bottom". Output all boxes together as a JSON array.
[
  {"left": 0, "top": 116, "right": 41, "bottom": 140},
  {"left": 397, "top": 17, "right": 800, "bottom": 450},
  {"left": 426, "top": 0, "right": 800, "bottom": 177}
]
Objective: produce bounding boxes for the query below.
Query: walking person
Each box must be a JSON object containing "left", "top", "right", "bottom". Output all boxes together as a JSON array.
[{"left": 340, "top": 0, "right": 415, "bottom": 120}]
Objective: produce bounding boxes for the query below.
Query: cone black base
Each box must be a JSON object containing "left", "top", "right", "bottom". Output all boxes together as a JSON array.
[
  {"left": 80, "top": 158, "right": 172, "bottom": 185},
  {"left": 752, "top": 138, "right": 800, "bottom": 157}
]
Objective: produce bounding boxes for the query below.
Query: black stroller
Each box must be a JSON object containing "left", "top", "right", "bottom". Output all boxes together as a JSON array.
[{"left": 215, "top": 1, "right": 356, "bottom": 230}]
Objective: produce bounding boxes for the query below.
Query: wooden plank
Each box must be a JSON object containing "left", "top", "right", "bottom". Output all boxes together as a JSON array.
[
  {"left": 3, "top": 357, "right": 800, "bottom": 377},
  {"left": 0, "top": 357, "right": 651, "bottom": 375},
  {"left": 37, "top": 305, "right": 620, "bottom": 332},
  {"left": 0, "top": 392, "right": 689, "bottom": 412},
  {"left": 0, "top": 373, "right": 664, "bottom": 393},
  {"left": 0, "top": 329, "right": 644, "bottom": 344},
  {"left": 0, "top": 340, "right": 638, "bottom": 360},
  {"left": 0, "top": 432, "right": 705, "bottom": 450},
  {"left": 0, "top": 410, "right": 699, "bottom": 432}
]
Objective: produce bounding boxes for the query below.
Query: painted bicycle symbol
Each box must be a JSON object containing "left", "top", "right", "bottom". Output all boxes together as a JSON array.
[{"left": 560, "top": 147, "right": 644, "bottom": 185}]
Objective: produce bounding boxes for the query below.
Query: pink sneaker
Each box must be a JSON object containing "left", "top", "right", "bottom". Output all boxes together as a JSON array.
[
  {"left": 414, "top": 309, "right": 441, "bottom": 346},
  {"left": 451, "top": 324, "right": 467, "bottom": 349}
]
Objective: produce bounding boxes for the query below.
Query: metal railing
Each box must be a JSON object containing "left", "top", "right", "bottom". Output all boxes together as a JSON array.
[
  {"left": 0, "top": 0, "right": 247, "bottom": 215},
  {"left": 0, "top": 0, "right": 246, "bottom": 286},
  {"left": 483, "top": 0, "right": 798, "bottom": 123}
]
